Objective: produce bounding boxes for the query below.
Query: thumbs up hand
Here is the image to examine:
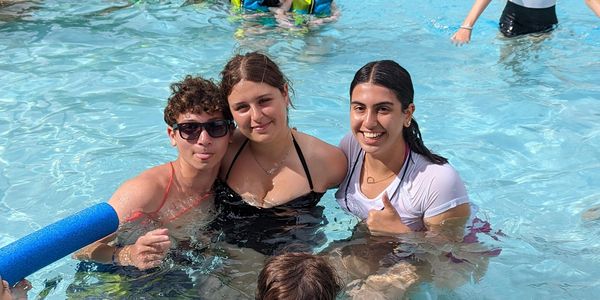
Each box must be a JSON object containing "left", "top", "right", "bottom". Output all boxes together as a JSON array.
[{"left": 366, "top": 192, "right": 411, "bottom": 236}]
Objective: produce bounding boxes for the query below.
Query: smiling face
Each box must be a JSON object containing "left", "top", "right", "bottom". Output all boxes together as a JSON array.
[
  {"left": 168, "top": 111, "right": 230, "bottom": 171},
  {"left": 350, "top": 83, "right": 414, "bottom": 158},
  {"left": 227, "top": 79, "right": 289, "bottom": 143}
]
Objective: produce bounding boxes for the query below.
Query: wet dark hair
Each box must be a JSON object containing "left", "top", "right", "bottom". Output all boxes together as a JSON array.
[
  {"left": 163, "top": 75, "right": 232, "bottom": 126},
  {"left": 220, "top": 51, "right": 294, "bottom": 106},
  {"left": 350, "top": 60, "right": 448, "bottom": 165},
  {"left": 256, "top": 252, "right": 342, "bottom": 300}
]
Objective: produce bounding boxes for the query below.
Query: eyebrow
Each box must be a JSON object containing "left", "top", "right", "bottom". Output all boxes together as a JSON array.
[
  {"left": 350, "top": 100, "right": 396, "bottom": 106},
  {"left": 179, "top": 116, "right": 222, "bottom": 122},
  {"left": 232, "top": 92, "right": 273, "bottom": 103}
]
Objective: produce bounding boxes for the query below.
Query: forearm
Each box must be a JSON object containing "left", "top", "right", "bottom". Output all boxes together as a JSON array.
[
  {"left": 73, "top": 240, "right": 115, "bottom": 264},
  {"left": 73, "top": 232, "right": 132, "bottom": 266},
  {"left": 74, "top": 241, "right": 135, "bottom": 266},
  {"left": 586, "top": 0, "right": 600, "bottom": 17},
  {"left": 460, "top": 0, "right": 492, "bottom": 27}
]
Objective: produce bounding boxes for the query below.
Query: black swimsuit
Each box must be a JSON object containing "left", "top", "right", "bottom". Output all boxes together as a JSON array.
[
  {"left": 499, "top": 1, "right": 558, "bottom": 38},
  {"left": 213, "top": 134, "right": 327, "bottom": 255}
]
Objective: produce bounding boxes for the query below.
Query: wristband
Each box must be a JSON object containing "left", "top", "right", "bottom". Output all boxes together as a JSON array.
[{"left": 460, "top": 25, "right": 473, "bottom": 30}]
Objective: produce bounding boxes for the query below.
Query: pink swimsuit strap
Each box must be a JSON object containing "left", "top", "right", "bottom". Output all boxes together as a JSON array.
[
  {"left": 124, "top": 162, "right": 175, "bottom": 222},
  {"left": 125, "top": 162, "right": 212, "bottom": 224}
]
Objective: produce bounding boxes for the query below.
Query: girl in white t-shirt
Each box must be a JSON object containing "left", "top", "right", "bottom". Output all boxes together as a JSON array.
[{"left": 335, "top": 60, "right": 471, "bottom": 237}]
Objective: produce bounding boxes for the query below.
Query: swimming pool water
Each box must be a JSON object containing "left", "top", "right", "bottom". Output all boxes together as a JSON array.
[{"left": 1, "top": 0, "right": 600, "bottom": 298}]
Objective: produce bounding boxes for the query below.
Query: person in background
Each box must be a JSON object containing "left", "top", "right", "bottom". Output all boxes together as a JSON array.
[
  {"left": 74, "top": 75, "right": 233, "bottom": 270},
  {"left": 451, "top": 0, "right": 600, "bottom": 45},
  {"left": 587, "top": 0, "right": 600, "bottom": 16},
  {"left": 230, "top": 0, "right": 339, "bottom": 30},
  {"left": 230, "top": 0, "right": 335, "bottom": 17},
  {"left": 256, "top": 252, "right": 342, "bottom": 300}
]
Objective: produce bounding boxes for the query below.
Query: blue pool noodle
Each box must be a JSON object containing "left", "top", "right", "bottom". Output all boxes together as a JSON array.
[{"left": 0, "top": 202, "right": 119, "bottom": 286}]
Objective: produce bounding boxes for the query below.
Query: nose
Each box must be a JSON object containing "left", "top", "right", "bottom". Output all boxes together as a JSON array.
[
  {"left": 196, "top": 128, "right": 212, "bottom": 146},
  {"left": 250, "top": 104, "right": 263, "bottom": 122},
  {"left": 364, "top": 109, "right": 378, "bottom": 129}
]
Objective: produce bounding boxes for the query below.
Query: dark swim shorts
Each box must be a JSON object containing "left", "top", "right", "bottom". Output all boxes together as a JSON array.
[{"left": 499, "top": 1, "right": 558, "bottom": 37}]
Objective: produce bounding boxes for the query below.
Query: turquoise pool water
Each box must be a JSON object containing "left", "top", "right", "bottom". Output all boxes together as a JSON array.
[{"left": 1, "top": 0, "right": 599, "bottom": 298}]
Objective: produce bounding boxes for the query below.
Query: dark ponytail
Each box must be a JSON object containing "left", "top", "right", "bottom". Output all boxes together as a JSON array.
[{"left": 350, "top": 60, "right": 447, "bottom": 165}]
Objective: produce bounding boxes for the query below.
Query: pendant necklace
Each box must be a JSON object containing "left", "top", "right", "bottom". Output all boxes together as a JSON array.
[{"left": 251, "top": 133, "right": 293, "bottom": 175}]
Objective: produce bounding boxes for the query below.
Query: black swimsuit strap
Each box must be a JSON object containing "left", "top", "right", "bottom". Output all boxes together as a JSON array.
[
  {"left": 225, "top": 135, "right": 315, "bottom": 191},
  {"left": 292, "top": 134, "right": 315, "bottom": 191},
  {"left": 224, "top": 138, "right": 249, "bottom": 181}
]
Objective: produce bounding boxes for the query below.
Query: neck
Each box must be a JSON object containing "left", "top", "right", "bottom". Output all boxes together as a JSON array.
[
  {"left": 173, "top": 160, "right": 218, "bottom": 194},
  {"left": 364, "top": 141, "right": 408, "bottom": 175},
  {"left": 249, "top": 128, "right": 293, "bottom": 159}
]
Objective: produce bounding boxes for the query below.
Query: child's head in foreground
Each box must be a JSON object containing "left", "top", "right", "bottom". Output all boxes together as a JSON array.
[{"left": 256, "top": 252, "right": 342, "bottom": 300}]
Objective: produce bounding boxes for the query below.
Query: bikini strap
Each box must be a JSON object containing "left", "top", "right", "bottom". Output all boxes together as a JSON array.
[
  {"left": 292, "top": 134, "right": 315, "bottom": 191},
  {"left": 225, "top": 138, "right": 250, "bottom": 181},
  {"left": 153, "top": 161, "right": 175, "bottom": 214}
]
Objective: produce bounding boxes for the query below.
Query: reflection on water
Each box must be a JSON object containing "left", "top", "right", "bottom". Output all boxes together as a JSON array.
[
  {"left": 2, "top": 0, "right": 600, "bottom": 298},
  {"left": 498, "top": 32, "right": 555, "bottom": 87}
]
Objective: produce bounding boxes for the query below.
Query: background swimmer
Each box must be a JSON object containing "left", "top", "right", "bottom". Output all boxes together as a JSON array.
[
  {"left": 452, "top": 0, "right": 600, "bottom": 45},
  {"left": 587, "top": 0, "right": 600, "bottom": 16},
  {"left": 230, "top": 0, "right": 339, "bottom": 32}
]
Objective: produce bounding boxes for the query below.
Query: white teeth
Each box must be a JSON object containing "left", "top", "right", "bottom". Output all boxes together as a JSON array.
[{"left": 364, "top": 132, "right": 383, "bottom": 138}]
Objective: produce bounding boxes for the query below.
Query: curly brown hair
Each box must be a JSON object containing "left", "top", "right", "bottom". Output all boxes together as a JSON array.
[
  {"left": 256, "top": 252, "right": 342, "bottom": 300},
  {"left": 163, "top": 75, "right": 232, "bottom": 126}
]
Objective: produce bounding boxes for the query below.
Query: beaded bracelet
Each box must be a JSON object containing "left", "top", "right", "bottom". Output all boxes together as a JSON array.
[{"left": 460, "top": 25, "right": 473, "bottom": 30}]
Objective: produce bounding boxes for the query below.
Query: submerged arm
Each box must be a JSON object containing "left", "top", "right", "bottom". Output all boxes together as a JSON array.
[{"left": 424, "top": 203, "right": 471, "bottom": 242}]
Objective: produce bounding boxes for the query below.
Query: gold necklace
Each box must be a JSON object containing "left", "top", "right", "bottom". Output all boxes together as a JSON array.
[
  {"left": 251, "top": 135, "right": 293, "bottom": 176},
  {"left": 365, "top": 167, "right": 396, "bottom": 184}
]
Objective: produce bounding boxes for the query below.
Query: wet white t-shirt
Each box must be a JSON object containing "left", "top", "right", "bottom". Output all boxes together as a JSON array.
[
  {"left": 510, "top": 0, "right": 556, "bottom": 9},
  {"left": 335, "top": 133, "right": 470, "bottom": 231}
]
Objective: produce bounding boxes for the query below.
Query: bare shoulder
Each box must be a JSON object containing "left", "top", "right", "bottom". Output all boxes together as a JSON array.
[
  {"left": 293, "top": 131, "right": 344, "bottom": 160},
  {"left": 293, "top": 131, "right": 347, "bottom": 188},
  {"left": 108, "top": 164, "right": 170, "bottom": 221}
]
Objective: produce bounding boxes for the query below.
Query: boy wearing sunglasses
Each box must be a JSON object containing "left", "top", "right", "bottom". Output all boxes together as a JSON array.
[{"left": 75, "top": 75, "right": 233, "bottom": 270}]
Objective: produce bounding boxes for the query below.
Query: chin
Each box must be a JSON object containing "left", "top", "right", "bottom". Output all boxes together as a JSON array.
[{"left": 358, "top": 142, "right": 387, "bottom": 155}]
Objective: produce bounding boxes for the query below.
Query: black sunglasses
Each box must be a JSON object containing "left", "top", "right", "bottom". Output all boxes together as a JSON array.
[{"left": 172, "top": 120, "right": 233, "bottom": 140}]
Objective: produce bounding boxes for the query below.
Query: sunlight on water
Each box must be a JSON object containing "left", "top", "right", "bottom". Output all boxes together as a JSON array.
[{"left": 1, "top": 0, "right": 599, "bottom": 298}]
